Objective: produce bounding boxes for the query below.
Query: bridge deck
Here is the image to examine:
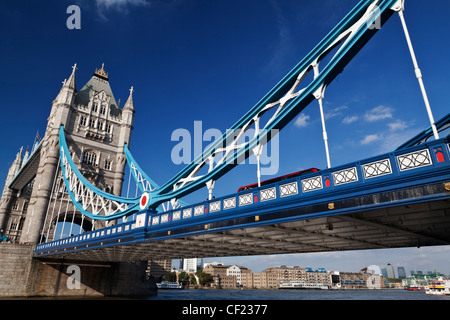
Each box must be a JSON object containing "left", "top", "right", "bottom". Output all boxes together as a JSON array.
[{"left": 34, "top": 138, "right": 450, "bottom": 262}]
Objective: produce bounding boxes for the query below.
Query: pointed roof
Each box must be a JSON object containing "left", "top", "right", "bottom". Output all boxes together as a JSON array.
[
  {"left": 6, "top": 148, "right": 22, "bottom": 184},
  {"left": 65, "top": 63, "right": 77, "bottom": 90},
  {"left": 55, "top": 64, "right": 77, "bottom": 103},
  {"left": 123, "top": 86, "right": 135, "bottom": 112},
  {"left": 14, "top": 147, "right": 23, "bottom": 167},
  {"left": 74, "top": 63, "right": 121, "bottom": 117}
]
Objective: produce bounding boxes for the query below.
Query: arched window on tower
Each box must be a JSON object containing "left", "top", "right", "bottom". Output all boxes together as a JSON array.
[
  {"left": 82, "top": 151, "right": 97, "bottom": 166},
  {"left": 9, "top": 219, "right": 17, "bottom": 231},
  {"left": 18, "top": 217, "right": 25, "bottom": 231},
  {"left": 104, "top": 159, "right": 111, "bottom": 170},
  {"left": 12, "top": 201, "right": 19, "bottom": 211},
  {"left": 91, "top": 153, "right": 97, "bottom": 166}
]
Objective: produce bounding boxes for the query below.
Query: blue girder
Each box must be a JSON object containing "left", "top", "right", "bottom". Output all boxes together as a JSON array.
[
  {"left": 123, "top": 143, "right": 189, "bottom": 211},
  {"left": 59, "top": 126, "right": 141, "bottom": 220},
  {"left": 36, "top": 135, "right": 450, "bottom": 256},
  {"left": 145, "top": 0, "right": 401, "bottom": 209},
  {"left": 58, "top": 0, "right": 419, "bottom": 218},
  {"left": 396, "top": 113, "right": 450, "bottom": 150}
]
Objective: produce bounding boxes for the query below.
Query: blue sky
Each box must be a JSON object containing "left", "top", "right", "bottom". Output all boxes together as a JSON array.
[{"left": 1, "top": 0, "right": 449, "bottom": 275}]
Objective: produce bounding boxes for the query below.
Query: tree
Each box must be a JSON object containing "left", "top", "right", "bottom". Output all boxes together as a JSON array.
[
  {"left": 164, "top": 272, "right": 177, "bottom": 282},
  {"left": 179, "top": 271, "right": 189, "bottom": 282},
  {"left": 198, "top": 271, "right": 214, "bottom": 286},
  {"left": 189, "top": 273, "right": 197, "bottom": 285}
]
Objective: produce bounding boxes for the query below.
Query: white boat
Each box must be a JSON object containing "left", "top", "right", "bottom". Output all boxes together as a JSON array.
[
  {"left": 426, "top": 277, "right": 450, "bottom": 295},
  {"left": 157, "top": 281, "right": 182, "bottom": 289},
  {"left": 279, "top": 281, "right": 328, "bottom": 290}
]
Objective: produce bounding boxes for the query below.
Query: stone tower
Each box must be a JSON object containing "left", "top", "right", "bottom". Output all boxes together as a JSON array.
[
  {"left": 0, "top": 149, "right": 24, "bottom": 241},
  {"left": 0, "top": 63, "right": 135, "bottom": 244}
]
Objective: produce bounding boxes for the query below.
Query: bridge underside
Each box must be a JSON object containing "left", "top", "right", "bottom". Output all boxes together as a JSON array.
[{"left": 36, "top": 182, "right": 450, "bottom": 262}]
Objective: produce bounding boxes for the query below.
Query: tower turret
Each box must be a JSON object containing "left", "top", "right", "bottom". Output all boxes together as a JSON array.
[
  {"left": 54, "top": 63, "right": 77, "bottom": 106},
  {"left": 0, "top": 148, "right": 23, "bottom": 230},
  {"left": 112, "top": 86, "right": 135, "bottom": 196},
  {"left": 20, "top": 63, "right": 135, "bottom": 243},
  {"left": 122, "top": 86, "right": 135, "bottom": 129}
]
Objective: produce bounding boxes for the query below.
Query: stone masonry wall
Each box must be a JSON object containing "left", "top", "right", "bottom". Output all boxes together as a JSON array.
[
  {"left": 0, "top": 243, "right": 36, "bottom": 297},
  {"left": 0, "top": 243, "right": 157, "bottom": 297}
]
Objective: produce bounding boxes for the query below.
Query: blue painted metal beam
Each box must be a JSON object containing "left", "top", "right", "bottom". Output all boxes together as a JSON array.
[
  {"left": 147, "top": 0, "right": 401, "bottom": 209},
  {"left": 35, "top": 136, "right": 450, "bottom": 257},
  {"left": 124, "top": 143, "right": 189, "bottom": 210},
  {"left": 396, "top": 113, "right": 450, "bottom": 150},
  {"left": 59, "top": 126, "right": 142, "bottom": 220},
  {"left": 54, "top": 1, "right": 441, "bottom": 222}
]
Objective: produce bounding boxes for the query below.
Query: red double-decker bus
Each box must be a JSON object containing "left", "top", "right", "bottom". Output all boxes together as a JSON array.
[{"left": 237, "top": 168, "right": 320, "bottom": 192}]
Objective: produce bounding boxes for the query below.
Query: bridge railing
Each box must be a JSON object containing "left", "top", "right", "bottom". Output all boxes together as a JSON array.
[
  {"left": 146, "top": 137, "right": 449, "bottom": 227},
  {"left": 35, "top": 137, "right": 450, "bottom": 254}
]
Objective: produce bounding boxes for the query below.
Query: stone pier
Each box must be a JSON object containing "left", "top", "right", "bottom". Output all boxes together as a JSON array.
[{"left": 0, "top": 243, "right": 157, "bottom": 298}]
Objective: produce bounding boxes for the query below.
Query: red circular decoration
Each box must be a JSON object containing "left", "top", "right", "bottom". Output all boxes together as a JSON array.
[{"left": 139, "top": 192, "right": 150, "bottom": 210}]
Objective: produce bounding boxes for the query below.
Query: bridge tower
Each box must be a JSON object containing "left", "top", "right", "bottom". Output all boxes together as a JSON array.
[
  {"left": 0, "top": 149, "right": 23, "bottom": 241},
  {"left": 0, "top": 63, "right": 135, "bottom": 244}
]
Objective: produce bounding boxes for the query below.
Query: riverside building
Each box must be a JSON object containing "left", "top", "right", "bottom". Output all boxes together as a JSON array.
[
  {"left": 203, "top": 263, "right": 376, "bottom": 289},
  {"left": 203, "top": 264, "right": 384, "bottom": 289}
]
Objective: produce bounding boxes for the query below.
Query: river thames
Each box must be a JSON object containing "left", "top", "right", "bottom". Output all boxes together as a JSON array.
[
  {"left": 148, "top": 288, "right": 450, "bottom": 300},
  {"left": 4, "top": 288, "right": 445, "bottom": 319},
  {"left": 141, "top": 289, "right": 448, "bottom": 318}
]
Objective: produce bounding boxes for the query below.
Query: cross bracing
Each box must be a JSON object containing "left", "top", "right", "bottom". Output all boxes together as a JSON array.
[{"left": 34, "top": 0, "right": 450, "bottom": 261}]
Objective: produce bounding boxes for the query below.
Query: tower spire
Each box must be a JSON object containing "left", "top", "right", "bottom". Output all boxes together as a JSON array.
[
  {"left": 64, "top": 63, "right": 77, "bottom": 90},
  {"left": 55, "top": 64, "right": 77, "bottom": 105},
  {"left": 123, "top": 86, "right": 135, "bottom": 112}
]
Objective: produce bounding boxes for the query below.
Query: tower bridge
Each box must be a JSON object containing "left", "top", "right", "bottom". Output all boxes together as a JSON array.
[
  {"left": 34, "top": 132, "right": 450, "bottom": 262},
  {"left": 1, "top": 0, "right": 449, "bottom": 297}
]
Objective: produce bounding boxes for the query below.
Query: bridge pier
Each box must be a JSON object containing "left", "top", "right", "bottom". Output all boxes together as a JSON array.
[{"left": 0, "top": 243, "right": 157, "bottom": 298}]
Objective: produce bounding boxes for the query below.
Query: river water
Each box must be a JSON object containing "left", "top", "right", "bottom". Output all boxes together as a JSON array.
[
  {"left": 143, "top": 289, "right": 447, "bottom": 318},
  {"left": 7, "top": 288, "right": 445, "bottom": 319},
  {"left": 149, "top": 288, "right": 449, "bottom": 300}
]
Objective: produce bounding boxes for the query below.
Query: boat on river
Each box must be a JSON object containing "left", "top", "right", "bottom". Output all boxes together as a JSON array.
[
  {"left": 426, "top": 277, "right": 450, "bottom": 295},
  {"left": 157, "top": 281, "right": 182, "bottom": 289},
  {"left": 279, "top": 281, "right": 328, "bottom": 290}
]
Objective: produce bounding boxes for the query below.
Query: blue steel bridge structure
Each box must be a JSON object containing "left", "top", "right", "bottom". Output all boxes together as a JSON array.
[{"left": 34, "top": 0, "right": 450, "bottom": 262}]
